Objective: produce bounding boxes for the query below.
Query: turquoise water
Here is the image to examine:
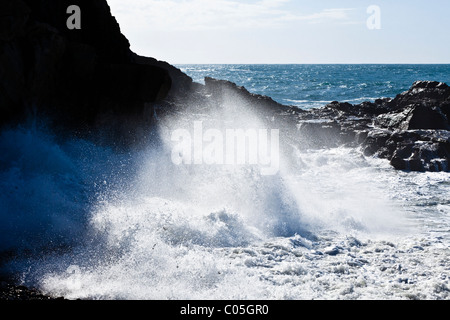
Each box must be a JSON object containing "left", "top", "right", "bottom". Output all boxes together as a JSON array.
[{"left": 177, "top": 64, "right": 450, "bottom": 109}]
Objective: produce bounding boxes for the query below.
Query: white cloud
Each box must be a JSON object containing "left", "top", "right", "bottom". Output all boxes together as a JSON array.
[
  {"left": 108, "top": 0, "right": 355, "bottom": 31},
  {"left": 299, "top": 8, "right": 355, "bottom": 23}
]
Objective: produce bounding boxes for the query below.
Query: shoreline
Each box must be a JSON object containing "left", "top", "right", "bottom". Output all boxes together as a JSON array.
[{"left": 1, "top": 0, "right": 449, "bottom": 301}]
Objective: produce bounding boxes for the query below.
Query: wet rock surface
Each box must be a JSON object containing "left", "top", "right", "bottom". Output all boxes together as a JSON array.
[
  {"left": 0, "top": 0, "right": 190, "bottom": 142},
  {"left": 292, "top": 81, "right": 450, "bottom": 172},
  {"left": 181, "top": 79, "right": 450, "bottom": 172},
  {"left": 1, "top": 0, "right": 450, "bottom": 301},
  {"left": 0, "top": 282, "right": 63, "bottom": 300},
  {"left": 1, "top": 1, "right": 448, "bottom": 170}
]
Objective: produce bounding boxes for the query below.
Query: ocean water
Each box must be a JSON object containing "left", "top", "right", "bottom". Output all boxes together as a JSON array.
[
  {"left": 1, "top": 65, "right": 449, "bottom": 300},
  {"left": 178, "top": 64, "right": 450, "bottom": 109}
]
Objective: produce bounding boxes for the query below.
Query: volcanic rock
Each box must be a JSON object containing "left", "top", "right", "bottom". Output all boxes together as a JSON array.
[
  {"left": 1, "top": 0, "right": 449, "bottom": 170},
  {"left": 0, "top": 0, "right": 190, "bottom": 142}
]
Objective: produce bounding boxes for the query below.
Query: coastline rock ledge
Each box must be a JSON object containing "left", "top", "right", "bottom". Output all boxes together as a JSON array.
[
  {"left": 293, "top": 80, "right": 450, "bottom": 172},
  {"left": 0, "top": 0, "right": 449, "bottom": 302},
  {"left": 0, "top": 0, "right": 192, "bottom": 143},
  {"left": 0, "top": 0, "right": 449, "bottom": 174}
]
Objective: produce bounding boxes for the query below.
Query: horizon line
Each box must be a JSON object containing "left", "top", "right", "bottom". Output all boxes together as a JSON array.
[{"left": 172, "top": 62, "right": 450, "bottom": 65}]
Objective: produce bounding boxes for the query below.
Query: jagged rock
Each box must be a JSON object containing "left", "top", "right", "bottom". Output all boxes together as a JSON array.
[
  {"left": 135, "top": 55, "right": 195, "bottom": 97},
  {"left": 388, "top": 130, "right": 450, "bottom": 172},
  {"left": 23, "top": 0, "right": 132, "bottom": 63},
  {"left": 298, "top": 120, "right": 342, "bottom": 148},
  {"left": 376, "top": 104, "right": 449, "bottom": 130},
  {"left": 390, "top": 141, "right": 449, "bottom": 172},
  {"left": 0, "top": 282, "right": 63, "bottom": 300},
  {"left": 326, "top": 101, "right": 354, "bottom": 114},
  {"left": 0, "top": 0, "right": 175, "bottom": 141},
  {"left": 290, "top": 81, "right": 450, "bottom": 172},
  {"left": 204, "top": 76, "right": 289, "bottom": 113},
  {"left": 198, "top": 77, "right": 450, "bottom": 172},
  {"left": 388, "top": 81, "right": 450, "bottom": 111},
  {"left": 362, "top": 130, "right": 393, "bottom": 156},
  {"left": 0, "top": 1, "right": 449, "bottom": 172},
  {"left": 323, "top": 98, "right": 392, "bottom": 119}
]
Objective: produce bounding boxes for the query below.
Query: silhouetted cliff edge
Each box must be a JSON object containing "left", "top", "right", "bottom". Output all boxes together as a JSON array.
[
  {"left": 0, "top": 0, "right": 194, "bottom": 143},
  {"left": 1, "top": 0, "right": 449, "bottom": 170}
]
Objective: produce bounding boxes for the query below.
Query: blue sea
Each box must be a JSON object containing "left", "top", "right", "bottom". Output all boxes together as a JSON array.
[
  {"left": 178, "top": 64, "right": 450, "bottom": 109},
  {"left": 1, "top": 64, "right": 449, "bottom": 300}
]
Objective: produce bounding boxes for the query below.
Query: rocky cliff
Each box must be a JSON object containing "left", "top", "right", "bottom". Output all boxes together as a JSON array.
[
  {"left": 160, "top": 72, "right": 450, "bottom": 172},
  {"left": 292, "top": 81, "right": 450, "bottom": 172},
  {"left": 0, "top": 0, "right": 193, "bottom": 143},
  {"left": 1, "top": 0, "right": 449, "bottom": 172}
]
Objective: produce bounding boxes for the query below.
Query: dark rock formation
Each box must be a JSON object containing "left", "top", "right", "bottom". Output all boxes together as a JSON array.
[
  {"left": 1, "top": 1, "right": 449, "bottom": 167},
  {"left": 161, "top": 75, "right": 450, "bottom": 172},
  {"left": 388, "top": 81, "right": 450, "bottom": 112},
  {"left": 1, "top": 0, "right": 449, "bottom": 302},
  {"left": 376, "top": 104, "right": 449, "bottom": 130},
  {"left": 194, "top": 78, "right": 450, "bottom": 172},
  {"left": 0, "top": 0, "right": 196, "bottom": 144},
  {"left": 291, "top": 81, "right": 450, "bottom": 172},
  {"left": 204, "top": 77, "right": 283, "bottom": 109},
  {"left": 0, "top": 282, "right": 63, "bottom": 300},
  {"left": 362, "top": 82, "right": 450, "bottom": 171},
  {"left": 203, "top": 77, "right": 297, "bottom": 119},
  {"left": 375, "top": 81, "right": 450, "bottom": 131}
]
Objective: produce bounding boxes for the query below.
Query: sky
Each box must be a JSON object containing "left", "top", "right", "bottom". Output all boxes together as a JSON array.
[{"left": 107, "top": 0, "right": 450, "bottom": 64}]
